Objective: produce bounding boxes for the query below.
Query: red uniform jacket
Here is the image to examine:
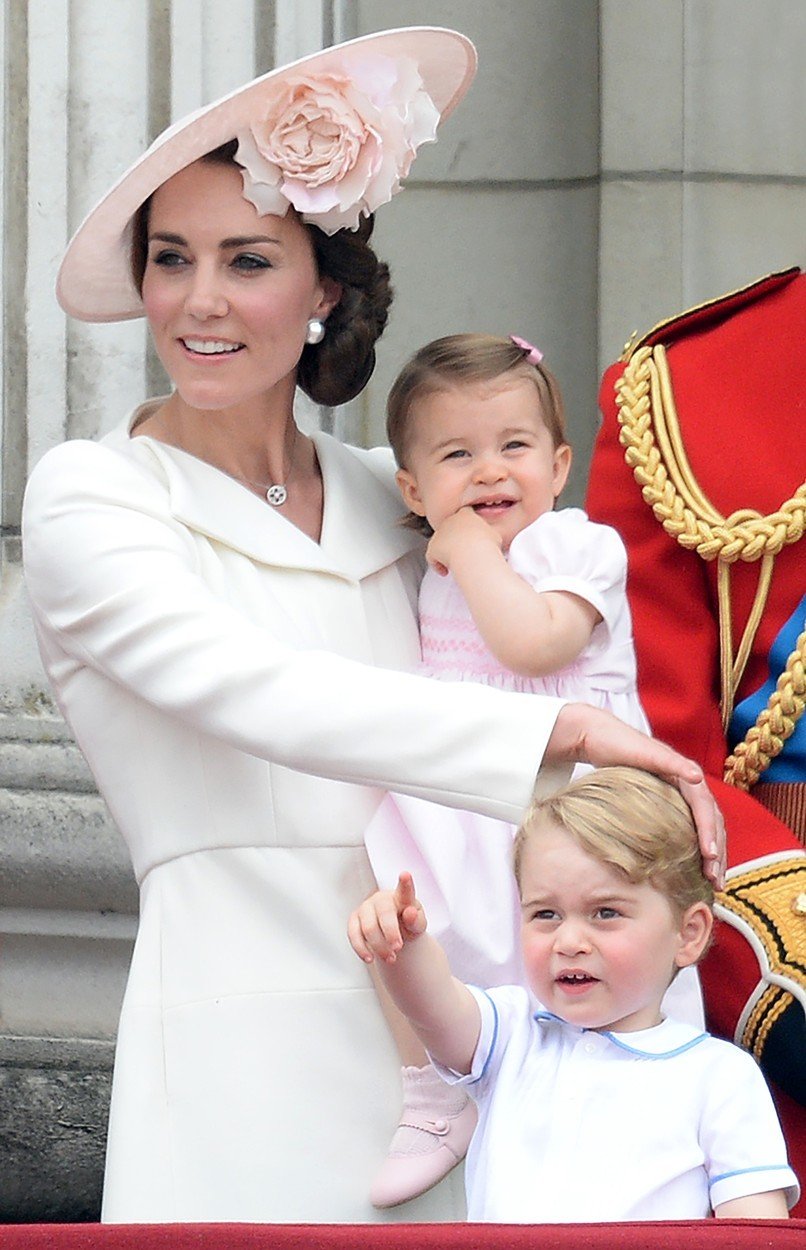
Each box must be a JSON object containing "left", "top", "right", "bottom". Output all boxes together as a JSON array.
[{"left": 586, "top": 268, "right": 805, "bottom": 1214}]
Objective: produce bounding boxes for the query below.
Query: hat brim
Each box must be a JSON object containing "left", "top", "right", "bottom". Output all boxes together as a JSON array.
[{"left": 57, "top": 27, "right": 477, "bottom": 323}]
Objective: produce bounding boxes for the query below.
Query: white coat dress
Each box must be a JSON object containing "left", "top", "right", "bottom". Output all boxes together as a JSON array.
[{"left": 22, "top": 401, "right": 568, "bottom": 1224}]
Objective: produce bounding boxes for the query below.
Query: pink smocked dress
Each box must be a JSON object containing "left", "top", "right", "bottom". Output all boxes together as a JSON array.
[{"left": 365, "top": 509, "right": 651, "bottom": 989}]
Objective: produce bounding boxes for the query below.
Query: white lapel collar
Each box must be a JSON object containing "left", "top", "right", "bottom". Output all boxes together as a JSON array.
[
  {"left": 114, "top": 416, "right": 422, "bottom": 580},
  {"left": 313, "top": 432, "right": 424, "bottom": 580}
]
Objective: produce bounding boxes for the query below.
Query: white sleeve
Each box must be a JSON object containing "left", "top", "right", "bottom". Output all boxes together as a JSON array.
[
  {"left": 508, "top": 509, "right": 629, "bottom": 657},
  {"left": 432, "top": 985, "right": 528, "bottom": 1095},
  {"left": 23, "top": 441, "right": 568, "bottom": 822},
  {"left": 701, "top": 1044, "right": 800, "bottom": 1210}
]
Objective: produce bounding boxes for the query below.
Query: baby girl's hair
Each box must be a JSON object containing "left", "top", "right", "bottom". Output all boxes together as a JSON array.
[
  {"left": 513, "top": 767, "right": 714, "bottom": 921},
  {"left": 386, "top": 333, "right": 567, "bottom": 469}
]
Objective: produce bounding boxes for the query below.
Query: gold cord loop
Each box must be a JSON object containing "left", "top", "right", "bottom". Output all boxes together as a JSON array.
[
  {"left": 616, "top": 344, "right": 806, "bottom": 777},
  {"left": 724, "top": 631, "right": 806, "bottom": 790}
]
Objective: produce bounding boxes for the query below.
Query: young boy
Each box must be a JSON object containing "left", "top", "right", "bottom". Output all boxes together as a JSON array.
[{"left": 349, "top": 767, "right": 798, "bottom": 1221}]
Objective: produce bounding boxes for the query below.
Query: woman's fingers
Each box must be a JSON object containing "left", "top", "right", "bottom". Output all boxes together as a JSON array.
[
  {"left": 547, "top": 704, "right": 726, "bottom": 889},
  {"left": 679, "top": 776, "right": 726, "bottom": 890}
]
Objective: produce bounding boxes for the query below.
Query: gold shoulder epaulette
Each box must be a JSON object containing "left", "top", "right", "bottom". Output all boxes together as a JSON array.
[{"left": 715, "top": 853, "right": 806, "bottom": 1060}]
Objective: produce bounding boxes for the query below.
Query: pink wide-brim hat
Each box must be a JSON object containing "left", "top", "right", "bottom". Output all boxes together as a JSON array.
[{"left": 57, "top": 26, "right": 477, "bottom": 323}]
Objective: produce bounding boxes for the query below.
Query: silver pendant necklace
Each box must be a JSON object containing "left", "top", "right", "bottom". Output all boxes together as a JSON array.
[
  {"left": 266, "top": 482, "right": 288, "bottom": 507},
  {"left": 237, "top": 425, "right": 299, "bottom": 507}
]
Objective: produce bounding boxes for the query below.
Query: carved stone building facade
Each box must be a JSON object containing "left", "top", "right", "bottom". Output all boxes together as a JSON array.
[{"left": 1, "top": 0, "right": 804, "bottom": 1221}]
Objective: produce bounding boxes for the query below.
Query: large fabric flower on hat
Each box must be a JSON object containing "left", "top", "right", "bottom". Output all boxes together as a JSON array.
[{"left": 235, "top": 53, "right": 439, "bottom": 234}]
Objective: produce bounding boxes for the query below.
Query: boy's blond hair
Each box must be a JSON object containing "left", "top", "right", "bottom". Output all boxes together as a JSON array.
[{"left": 514, "top": 767, "right": 714, "bottom": 919}]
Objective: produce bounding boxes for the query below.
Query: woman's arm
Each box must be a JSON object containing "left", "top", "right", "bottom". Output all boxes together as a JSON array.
[
  {"left": 349, "top": 873, "right": 481, "bottom": 1075},
  {"left": 23, "top": 441, "right": 725, "bottom": 868},
  {"left": 22, "top": 440, "right": 558, "bottom": 823}
]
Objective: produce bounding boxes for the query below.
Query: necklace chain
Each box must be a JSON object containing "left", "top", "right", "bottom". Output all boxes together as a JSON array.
[{"left": 228, "top": 425, "right": 300, "bottom": 507}]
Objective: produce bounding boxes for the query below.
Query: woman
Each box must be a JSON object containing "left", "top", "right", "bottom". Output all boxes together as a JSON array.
[{"left": 23, "top": 28, "right": 723, "bottom": 1224}]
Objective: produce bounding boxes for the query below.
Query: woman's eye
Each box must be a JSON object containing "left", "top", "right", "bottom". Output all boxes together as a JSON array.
[
  {"left": 151, "top": 249, "right": 186, "bottom": 268},
  {"left": 232, "top": 253, "right": 271, "bottom": 272}
]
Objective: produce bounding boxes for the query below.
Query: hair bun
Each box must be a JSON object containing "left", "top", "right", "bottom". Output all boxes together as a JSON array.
[{"left": 298, "top": 216, "right": 393, "bottom": 407}]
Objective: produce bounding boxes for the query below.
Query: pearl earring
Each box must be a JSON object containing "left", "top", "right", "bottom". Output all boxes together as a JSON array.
[{"left": 305, "top": 318, "right": 326, "bottom": 345}]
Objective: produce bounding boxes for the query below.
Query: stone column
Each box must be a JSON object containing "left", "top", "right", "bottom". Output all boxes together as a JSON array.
[
  {"left": 599, "top": 0, "right": 806, "bottom": 366},
  {"left": 339, "top": 0, "right": 601, "bottom": 502},
  {"left": 0, "top": 0, "right": 328, "bottom": 1221}
]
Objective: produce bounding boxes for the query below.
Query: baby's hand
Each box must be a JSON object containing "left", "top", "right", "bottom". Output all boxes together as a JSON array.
[
  {"left": 348, "top": 872, "right": 427, "bottom": 964},
  {"left": 426, "top": 507, "right": 504, "bottom": 576}
]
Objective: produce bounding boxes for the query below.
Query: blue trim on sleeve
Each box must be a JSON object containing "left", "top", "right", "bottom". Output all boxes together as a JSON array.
[
  {"left": 477, "top": 990, "right": 500, "bottom": 1082},
  {"left": 711, "top": 1163, "right": 794, "bottom": 1185}
]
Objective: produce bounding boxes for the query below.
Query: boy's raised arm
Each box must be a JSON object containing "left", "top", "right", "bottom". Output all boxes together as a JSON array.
[{"left": 348, "top": 872, "right": 482, "bottom": 1076}]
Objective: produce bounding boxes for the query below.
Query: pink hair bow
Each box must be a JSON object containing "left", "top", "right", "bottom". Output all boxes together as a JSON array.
[{"left": 510, "top": 334, "right": 543, "bottom": 365}]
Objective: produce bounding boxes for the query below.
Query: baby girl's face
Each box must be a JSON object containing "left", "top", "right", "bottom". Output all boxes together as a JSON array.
[{"left": 395, "top": 377, "right": 571, "bottom": 551}]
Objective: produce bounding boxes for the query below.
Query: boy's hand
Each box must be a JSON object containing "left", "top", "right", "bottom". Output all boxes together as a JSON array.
[
  {"left": 426, "top": 507, "right": 503, "bottom": 576},
  {"left": 348, "top": 872, "right": 427, "bottom": 963}
]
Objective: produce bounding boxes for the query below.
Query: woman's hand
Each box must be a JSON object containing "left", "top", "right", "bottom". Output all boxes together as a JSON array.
[
  {"left": 547, "top": 703, "right": 727, "bottom": 889},
  {"left": 348, "top": 872, "right": 427, "bottom": 964}
]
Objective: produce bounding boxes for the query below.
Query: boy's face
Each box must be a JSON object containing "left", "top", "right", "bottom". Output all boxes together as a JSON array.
[{"left": 518, "top": 821, "right": 709, "bottom": 1033}]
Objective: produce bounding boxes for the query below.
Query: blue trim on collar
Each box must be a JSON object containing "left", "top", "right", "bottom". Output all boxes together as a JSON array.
[
  {"left": 533, "top": 1011, "right": 708, "bottom": 1058},
  {"left": 600, "top": 1029, "right": 708, "bottom": 1058}
]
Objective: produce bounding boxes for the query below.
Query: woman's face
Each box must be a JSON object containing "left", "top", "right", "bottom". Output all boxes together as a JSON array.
[{"left": 141, "top": 159, "right": 339, "bottom": 414}]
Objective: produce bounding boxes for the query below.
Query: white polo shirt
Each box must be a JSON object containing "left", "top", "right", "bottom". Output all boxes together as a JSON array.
[{"left": 436, "top": 984, "right": 799, "bottom": 1223}]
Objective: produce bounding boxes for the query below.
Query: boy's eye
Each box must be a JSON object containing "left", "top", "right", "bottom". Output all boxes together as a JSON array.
[
  {"left": 443, "top": 448, "right": 469, "bottom": 460},
  {"left": 596, "top": 906, "right": 621, "bottom": 920},
  {"left": 503, "top": 439, "right": 527, "bottom": 451},
  {"left": 528, "top": 909, "right": 557, "bottom": 922}
]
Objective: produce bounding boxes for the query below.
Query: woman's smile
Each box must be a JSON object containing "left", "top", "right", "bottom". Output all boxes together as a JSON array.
[{"left": 180, "top": 336, "right": 245, "bottom": 357}]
